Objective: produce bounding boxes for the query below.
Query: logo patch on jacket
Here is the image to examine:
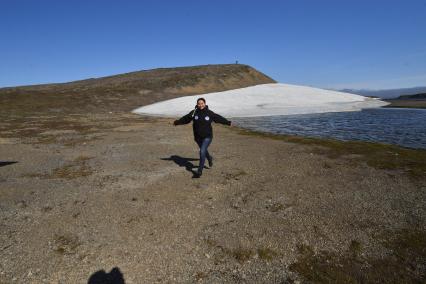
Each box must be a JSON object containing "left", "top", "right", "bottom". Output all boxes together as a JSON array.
[
  {"left": 194, "top": 115, "right": 199, "bottom": 120},
  {"left": 205, "top": 116, "right": 210, "bottom": 121}
]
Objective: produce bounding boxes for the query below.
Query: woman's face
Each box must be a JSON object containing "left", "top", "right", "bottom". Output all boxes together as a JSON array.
[{"left": 197, "top": 100, "right": 206, "bottom": 109}]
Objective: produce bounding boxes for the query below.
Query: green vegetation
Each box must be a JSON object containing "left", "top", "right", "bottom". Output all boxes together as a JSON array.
[
  {"left": 233, "top": 127, "right": 426, "bottom": 179},
  {"left": 384, "top": 99, "right": 426, "bottom": 109},
  {"left": 290, "top": 228, "right": 426, "bottom": 283}
]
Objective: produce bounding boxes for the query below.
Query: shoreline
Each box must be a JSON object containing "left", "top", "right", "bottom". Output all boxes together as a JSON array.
[
  {"left": 383, "top": 99, "right": 426, "bottom": 109},
  {"left": 229, "top": 123, "right": 426, "bottom": 179}
]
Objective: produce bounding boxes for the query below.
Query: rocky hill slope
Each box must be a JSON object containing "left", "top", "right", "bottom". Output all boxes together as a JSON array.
[{"left": 0, "top": 64, "right": 275, "bottom": 115}]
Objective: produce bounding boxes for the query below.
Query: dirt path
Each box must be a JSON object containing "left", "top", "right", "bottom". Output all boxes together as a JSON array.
[{"left": 1, "top": 113, "right": 425, "bottom": 283}]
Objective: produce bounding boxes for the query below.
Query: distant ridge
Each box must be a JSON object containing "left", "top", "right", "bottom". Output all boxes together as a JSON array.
[
  {"left": 382, "top": 92, "right": 426, "bottom": 108},
  {"left": 339, "top": 86, "right": 426, "bottom": 99},
  {"left": 397, "top": 93, "right": 426, "bottom": 99},
  {"left": 0, "top": 64, "right": 275, "bottom": 115}
]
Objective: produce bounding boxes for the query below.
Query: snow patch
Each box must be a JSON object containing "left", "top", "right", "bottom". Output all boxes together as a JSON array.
[{"left": 132, "top": 83, "right": 389, "bottom": 118}]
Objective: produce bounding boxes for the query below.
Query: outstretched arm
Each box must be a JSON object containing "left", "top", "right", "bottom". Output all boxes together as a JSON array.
[
  {"left": 211, "top": 111, "right": 232, "bottom": 126},
  {"left": 173, "top": 109, "right": 195, "bottom": 125}
]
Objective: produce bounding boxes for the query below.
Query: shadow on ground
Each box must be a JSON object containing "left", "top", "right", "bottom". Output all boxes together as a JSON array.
[
  {"left": 88, "top": 267, "right": 125, "bottom": 284},
  {"left": 161, "top": 155, "right": 198, "bottom": 173},
  {"left": 0, "top": 161, "right": 17, "bottom": 167},
  {"left": 161, "top": 155, "right": 214, "bottom": 179}
]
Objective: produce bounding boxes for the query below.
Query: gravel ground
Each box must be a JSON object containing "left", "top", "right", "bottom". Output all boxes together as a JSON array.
[{"left": 0, "top": 112, "right": 425, "bottom": 283}]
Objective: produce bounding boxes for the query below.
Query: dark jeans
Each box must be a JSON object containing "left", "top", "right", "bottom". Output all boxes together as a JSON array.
[{"left": 195, "top": 136, "right": 212, "bottom": 172}]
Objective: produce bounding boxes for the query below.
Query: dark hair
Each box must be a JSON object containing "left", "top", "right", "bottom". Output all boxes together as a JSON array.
[{"left": 196, "top": 97, "right": 206, "bottom": 104}]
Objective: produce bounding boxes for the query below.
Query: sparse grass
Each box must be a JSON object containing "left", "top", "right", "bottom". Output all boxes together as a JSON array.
[
  {"left": 257, "top": 247, "right": 278, "bottom": 261},
  {"left": 349, "top": 240, "right": 362, "bottom": 257},
  {"left": 52, "top": 233, "right": 80, "bottom": 255},
  {"left": 24, "top": 156, "right": 93, "bottom": 180},
  {"left": 266, "top": 202, "right": 284, "bottom": 212},
  {"left": 323, "top": 162, "right": 332, "bottom": 168},
  {"left": 232, "top": 247, "right": 255, "bottom": 263},
  {"left": 234, "top": 127, "right": 426, "bottom": 179},
  {"left": 41, "top": 206, "right": 53, "bottom": 212},
  {"left": 0, "top": 114, "right": 108, "bottom": 146},
  {"left": 195, "top": 271, "right": 208, "bottom": 281},
  {"left": 51, "top": 157, "right": 93, "bottom": 179},
  {"left": 223, "top": 169, "right": 247, "bottom": 181},
  {"left": 376, "top": 228, "right": 426, "bottom": 270},
  {"left": 50, "top": 164, "right": 91, "bottom": 179},
  {"left": 204, "top": 237, "right": 280, "bottom": 264},
  {"left": 289, "top": 228, "right": 426, "bottom": 283}
]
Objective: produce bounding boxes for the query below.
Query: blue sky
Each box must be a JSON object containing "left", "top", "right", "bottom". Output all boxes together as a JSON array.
[{"left": 1, "top": 0, "right": 425, "bottom": 89}]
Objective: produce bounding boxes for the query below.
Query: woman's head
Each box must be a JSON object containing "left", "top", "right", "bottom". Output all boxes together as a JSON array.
[{"left": 196, "top": 98, "right": 206, "bottom": 109}]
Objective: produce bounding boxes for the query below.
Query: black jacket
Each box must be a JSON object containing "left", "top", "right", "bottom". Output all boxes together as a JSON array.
[{"left": 174, "top": 105, "right": 231, "bottom": 139}]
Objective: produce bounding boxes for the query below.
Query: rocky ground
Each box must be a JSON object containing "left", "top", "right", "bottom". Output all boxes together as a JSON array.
[{"left": 1, "top": 112, "right": 425, "bottom": 283}]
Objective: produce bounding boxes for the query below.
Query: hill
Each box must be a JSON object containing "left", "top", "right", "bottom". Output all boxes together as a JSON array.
[
  {"left": 398, "top": 93, "right": 426, "bottom": 99},
  {"left": 383, "top": 92, "right": 426, "bottom": 108},
  {"left": 0, "top": 64, "right": 275, "bottom": 115},
  {"left": 339, "top": 86, "right": 426, "bottom": 99}
]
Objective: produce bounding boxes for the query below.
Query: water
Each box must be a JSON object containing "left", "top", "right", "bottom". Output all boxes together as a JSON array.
[{"left": 232, "top": 108, "right": 426, "bottom": 149}]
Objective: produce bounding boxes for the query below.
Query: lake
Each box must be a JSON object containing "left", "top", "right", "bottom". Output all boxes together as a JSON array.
[{"left": 232, "top": 108, "right": 426, "bottom": 149}]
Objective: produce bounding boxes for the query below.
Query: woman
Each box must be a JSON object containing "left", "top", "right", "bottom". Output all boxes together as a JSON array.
[{"left": 173, "top": 97, "right": 232, "bottom": 178}]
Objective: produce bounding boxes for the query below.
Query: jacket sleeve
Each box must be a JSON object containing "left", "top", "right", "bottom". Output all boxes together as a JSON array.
[
  {"left": 211, "top": 111, "right": 231, "bottom": 126},
  {"left": 174, "top": 109, "right": 195, "bottom": 125}
]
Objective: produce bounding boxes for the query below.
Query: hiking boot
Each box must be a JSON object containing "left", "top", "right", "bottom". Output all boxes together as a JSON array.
[
  {"left": 207, "top": 156, "right": 213, "bottom": 167},
  {"left": 193, "top": 169, "right": 202, "bottom": 178}
]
